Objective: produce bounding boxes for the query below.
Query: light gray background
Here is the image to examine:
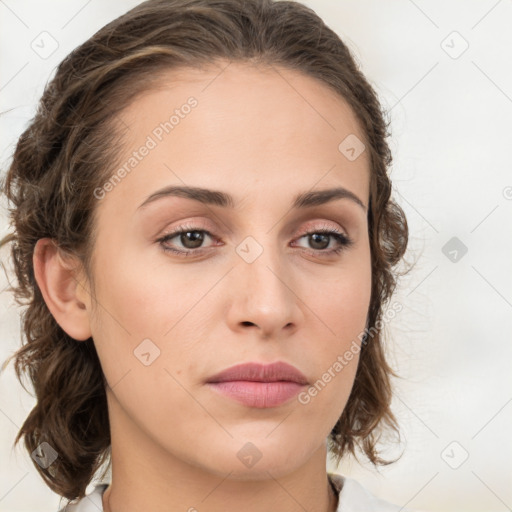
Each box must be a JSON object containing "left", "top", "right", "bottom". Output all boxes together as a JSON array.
[{"left": 1, "top": 1, "right": 511, "bottom": 511}]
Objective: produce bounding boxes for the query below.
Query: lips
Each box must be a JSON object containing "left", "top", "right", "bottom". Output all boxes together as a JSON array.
[
  {"left": 206, "top": 361, "right": 309, "bottom": 385},
  {"left": 206, "top": 361, "right": 309, "bottom": 408}
]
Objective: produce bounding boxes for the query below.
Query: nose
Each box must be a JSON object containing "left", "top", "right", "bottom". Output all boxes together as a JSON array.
[{"left": 225, "top": 239, "right": 303, "bottom": 339}]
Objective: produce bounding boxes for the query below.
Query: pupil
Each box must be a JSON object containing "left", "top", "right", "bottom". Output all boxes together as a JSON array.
[
  {"left": 182, "top": 231, "right": 203, "bottom": 248},
  {"left": 310, "top": 233, "right": 328, "bottom": 250}
]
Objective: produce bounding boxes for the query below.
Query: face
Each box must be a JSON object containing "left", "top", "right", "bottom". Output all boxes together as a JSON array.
[{"left": 80, "top": 61, "right": 372, "bottom": 479}]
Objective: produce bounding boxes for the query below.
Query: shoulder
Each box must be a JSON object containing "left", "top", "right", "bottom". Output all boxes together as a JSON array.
[
  {"left": 57, "top": 484, "right": 108, "bottom": 512},
  {"left": 329, "top": 472, "right": 415, "bottom": 512}
]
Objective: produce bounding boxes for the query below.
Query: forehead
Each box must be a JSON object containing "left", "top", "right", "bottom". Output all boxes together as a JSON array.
[
  {"left": 121, "top": 61, "right": 367, "bottom": 144},
  {"left": 95, "top": 61, "right": 370, "bottom": 219}
]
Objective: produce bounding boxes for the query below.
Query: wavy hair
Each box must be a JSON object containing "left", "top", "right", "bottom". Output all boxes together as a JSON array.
[{"left": 0, "top": 0, "right": 409, "bottom": 502}]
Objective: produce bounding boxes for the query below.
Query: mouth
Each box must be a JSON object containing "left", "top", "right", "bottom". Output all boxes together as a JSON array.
[{"left": 206, "top": 361, "right": 309, "bottom": 408}]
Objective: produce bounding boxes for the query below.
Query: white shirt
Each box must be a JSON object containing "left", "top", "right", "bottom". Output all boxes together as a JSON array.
[{"left": 58, "top": 473, "right": 412, "bottom": 511}]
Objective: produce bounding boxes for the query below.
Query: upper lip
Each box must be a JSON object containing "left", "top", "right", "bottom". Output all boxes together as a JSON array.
[{"left": 207, "top": 361, "right": 309, "bottom": 385}]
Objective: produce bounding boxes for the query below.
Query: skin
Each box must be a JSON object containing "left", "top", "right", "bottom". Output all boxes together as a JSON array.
[{"left": 33, "top": 60, "right": 372, "bottom": 512}]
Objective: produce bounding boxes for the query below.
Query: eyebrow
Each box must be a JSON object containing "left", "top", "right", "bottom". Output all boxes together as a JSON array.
[{"left": 137, "top": 185, "right": 367, "bottom": 212}]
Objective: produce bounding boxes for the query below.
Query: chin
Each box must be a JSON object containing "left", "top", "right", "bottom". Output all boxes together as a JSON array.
[{"left": 210, "top": 440, "right": 314, "bottom": 480}]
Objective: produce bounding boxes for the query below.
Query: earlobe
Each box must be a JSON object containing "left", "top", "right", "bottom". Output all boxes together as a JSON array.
[{"left": 32, "top": 238, "right": 92, "bottom": 341}]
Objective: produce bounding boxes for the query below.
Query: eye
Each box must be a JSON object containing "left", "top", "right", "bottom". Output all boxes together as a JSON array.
[
  {"left": 156, "top": 222, "right": 354, "bottom": 258},
  {"left": 157, "top": 224, "right": 216, "bottom": 257},
  {"left": 292, "top": 225, "right": 354, "bottom": 257}
]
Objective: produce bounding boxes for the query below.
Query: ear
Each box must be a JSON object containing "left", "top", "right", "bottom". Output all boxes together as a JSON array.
[{"left": 33, "top": 238, "right": 92, "bottom": 341}]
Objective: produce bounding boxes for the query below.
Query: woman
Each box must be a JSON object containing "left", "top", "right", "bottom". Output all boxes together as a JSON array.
[{"left": 0, "top": 0, "right": 410, "bottom": 510}]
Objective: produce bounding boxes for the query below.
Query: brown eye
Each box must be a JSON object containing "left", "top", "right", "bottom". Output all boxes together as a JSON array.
[
  {"left": 175, "top": 230, "right": 206, "bottom": 249},
  {"left": 293, "top": 228, "right": 353, "bottom": 256},
  {"left": 157, "top": 225, "right": 215, "bottom": 256}
]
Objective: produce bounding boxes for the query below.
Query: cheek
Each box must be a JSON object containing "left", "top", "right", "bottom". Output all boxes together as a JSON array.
[
  {"left": 303, "top": 250, "right": 371, "bottom": 402},
  {"left": 317, "top": 253, "right": 372, "bottom": 341},
  {"left": 87, "top": 254, "right": 205, "bottom": 423},
  {"left": 91, "top": 247, "right": 198, "bottom": 336},
  {"left": 88, "top": 248, "right": 216, "bottom": 383}
]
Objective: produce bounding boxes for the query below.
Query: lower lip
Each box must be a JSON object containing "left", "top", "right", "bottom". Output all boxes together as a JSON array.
[{"left": 206, "top": 381, "right": 306, "bottom": 408}]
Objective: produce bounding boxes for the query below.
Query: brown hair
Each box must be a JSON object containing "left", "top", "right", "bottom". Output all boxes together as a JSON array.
[{"left": 0, "top": 0, "right": 409, "bottom": 503}]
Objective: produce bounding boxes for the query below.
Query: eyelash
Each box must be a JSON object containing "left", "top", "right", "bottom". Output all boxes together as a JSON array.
[{"left": 156, "top": 223, "right": 354, "bottom": 258}]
